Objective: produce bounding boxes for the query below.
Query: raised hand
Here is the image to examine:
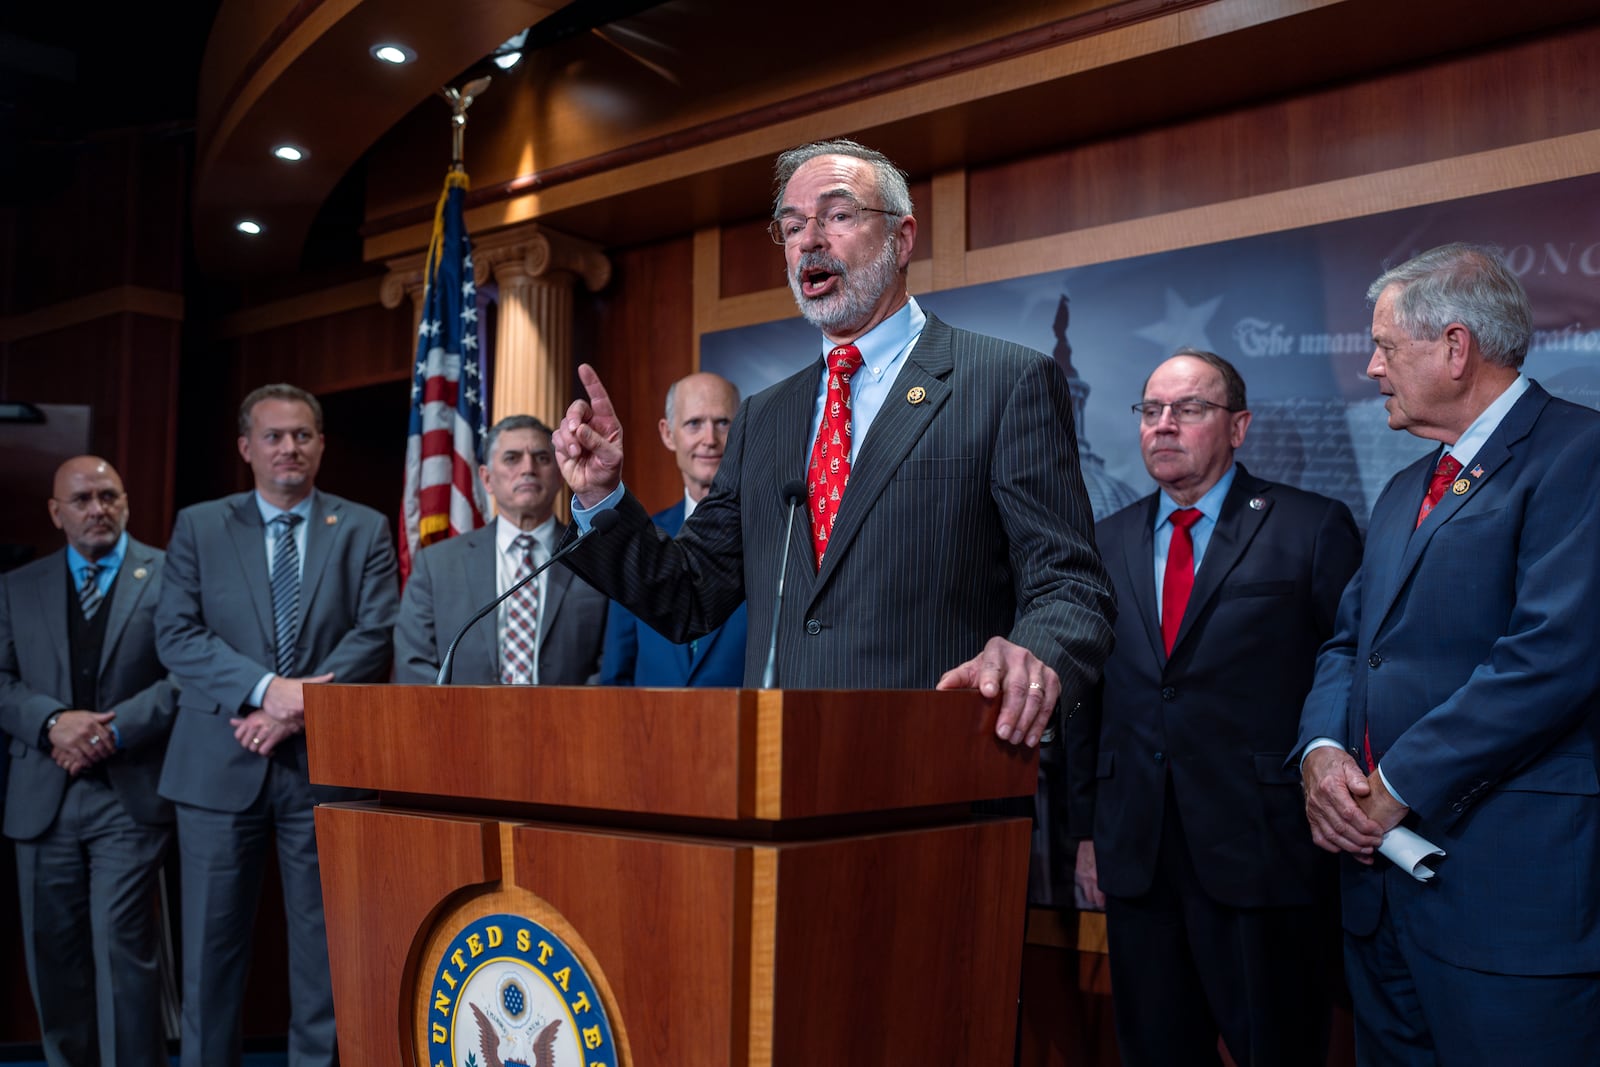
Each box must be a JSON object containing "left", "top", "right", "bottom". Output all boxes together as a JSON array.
[{"left": 551, "top": 363, "right": 625, "bottom": 507}]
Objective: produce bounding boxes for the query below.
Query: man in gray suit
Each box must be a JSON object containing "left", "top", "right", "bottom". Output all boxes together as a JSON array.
[
  {"left": 395, "top": 414, "right": 608, "bottom": 685},
  {"left": 155, "top": 384, "right": 398, "bottom": 1067},
  {"left": 552, "top": 139, "right": 1113, "bottom": 743},
  {"left": 1, "top": 456, "right": 176, "bottom": 1067}
]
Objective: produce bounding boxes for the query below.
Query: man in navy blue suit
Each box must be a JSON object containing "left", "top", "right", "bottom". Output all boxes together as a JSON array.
[
  {"left": 601, "top": 372, "right": 747, "bottom": 686},
  {"left": 1298, "top": 243, "right": 1600, "bottom": 1065}
]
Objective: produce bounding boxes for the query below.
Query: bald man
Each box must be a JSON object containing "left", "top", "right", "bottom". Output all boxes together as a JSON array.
[
  {"left": 601, "top": 373, "right": 749, "bottom": 687},
  {"left": 0, "top": 457, "right": 177, "bottom": 1067}
]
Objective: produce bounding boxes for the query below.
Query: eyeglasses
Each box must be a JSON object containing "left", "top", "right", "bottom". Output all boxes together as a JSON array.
[
  {"left": 1131, "top": 399, "right": 1240, "bottom": 425},
  {"left": 769, "top": 206, "right": 898, "bottom": 245},
  {"left": 55, "top": 489, "right": 126, "bottom": 511}
]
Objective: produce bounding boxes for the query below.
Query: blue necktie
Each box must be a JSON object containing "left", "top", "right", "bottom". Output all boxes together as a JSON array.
[
  {"left": 270, "top": 514, "right": 304, "bottom": 676},
  {"left": 77, "top": 563, "right": 104, "bottom": 619}
]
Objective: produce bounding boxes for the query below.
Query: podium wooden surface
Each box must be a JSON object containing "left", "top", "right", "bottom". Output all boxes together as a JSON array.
[{"left": 307, "top": 685, "right": 1038, "bottom": 1066}]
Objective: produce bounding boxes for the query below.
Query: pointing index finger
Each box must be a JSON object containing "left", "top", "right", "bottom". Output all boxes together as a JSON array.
[{"left": 577, "top": 363, "right": 617, "bottom": 427}]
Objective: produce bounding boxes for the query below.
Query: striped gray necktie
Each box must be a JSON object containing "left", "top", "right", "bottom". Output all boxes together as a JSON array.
[
  {"left": 270, "top": 514, "right": 303, "bottom": 676},
  {"left": 77, "top": 563, "right": 103, "bottom": 619}
]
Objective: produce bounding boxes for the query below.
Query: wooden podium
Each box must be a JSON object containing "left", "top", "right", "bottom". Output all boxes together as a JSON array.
[{"left": 306, "top": 685, "right": 1038, "bottom": 1066}]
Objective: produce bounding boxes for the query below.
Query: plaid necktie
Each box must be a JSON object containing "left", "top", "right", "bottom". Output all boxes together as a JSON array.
[
  {"left": 77, "top": 563, "right": 103, "bottom": 619},
  {"left": 501, "top": 533, "right": 539, "bottom": 685},
  {"left": 807, "top": 344, "right": 864, "bottom": 568},
  {"left": 270, "top": 514, "right": 303, "bottom": 676}
]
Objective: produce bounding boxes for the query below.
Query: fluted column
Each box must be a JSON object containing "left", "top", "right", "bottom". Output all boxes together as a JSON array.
[
  {"left": 474, "top": 225, "right": 611, "bottom": 427},
  {"left": 378, "top": 269, "right": 427, "bottom": 344},
  {"left": 382, "top": 222, "right": 611, "bottom": 427}
]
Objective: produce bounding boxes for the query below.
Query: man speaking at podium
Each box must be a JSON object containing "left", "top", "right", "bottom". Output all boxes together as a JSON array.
[{"left": 551, "top": 139, "right": 1114, "bottom": 746}]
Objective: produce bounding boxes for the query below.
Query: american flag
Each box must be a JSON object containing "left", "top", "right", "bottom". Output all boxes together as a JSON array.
[{"left": 400, "top": 169, "right": 489, "bottom": 582}]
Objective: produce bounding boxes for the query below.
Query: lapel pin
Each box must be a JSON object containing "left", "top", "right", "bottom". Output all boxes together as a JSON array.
[
  {"left": 325, "top": 514, "right": 338, "bottom": 525},
  {"left": 1249, "top": 497, "right": 1267, "bottom": 510},
  {"left": 1452, "top": 478, "right": 1471, "bottom": 496},
  {"left": 133, "top": 567, "right": 148, "bottom": 580},
  {"left": 906, "top": 386, "right": 926, "bottom": 405},
  {"left": 1471, "top": 464, "right": 1485, "bottom": 478}
]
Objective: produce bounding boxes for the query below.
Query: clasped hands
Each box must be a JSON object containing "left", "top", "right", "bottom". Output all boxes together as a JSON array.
[
  {"left": 48, "top": 709, "right": 116, "bottom": 775},
  {"left": 229, "top": 672, "right": 334, "bottom": 757},
  {"left": 1301, "top": 746, "right": 1409, "bottom": 863}
]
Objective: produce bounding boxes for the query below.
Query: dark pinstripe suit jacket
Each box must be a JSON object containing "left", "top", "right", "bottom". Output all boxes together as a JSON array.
[{"left": 564, "top": 314, "right": 1115, "bottom": 694}]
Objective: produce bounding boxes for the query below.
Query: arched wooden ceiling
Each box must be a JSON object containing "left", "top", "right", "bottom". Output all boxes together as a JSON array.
[{"left": 193, "top": 0, "right": 1600, "bottom": 283}]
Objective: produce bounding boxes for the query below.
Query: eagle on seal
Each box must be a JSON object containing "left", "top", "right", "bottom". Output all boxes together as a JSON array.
[{"left": 470, "top": 1002, "right": 562, "bottom": 1067}]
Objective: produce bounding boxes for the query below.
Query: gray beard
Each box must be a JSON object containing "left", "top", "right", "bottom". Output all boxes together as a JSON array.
[{"left": 789, "top": 235, "right": 899, "bottom": 336}]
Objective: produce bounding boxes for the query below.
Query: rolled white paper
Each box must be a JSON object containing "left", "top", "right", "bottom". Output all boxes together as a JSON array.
[{"left": 1380, "top": 826, "right": 1445, "bottom": 881}]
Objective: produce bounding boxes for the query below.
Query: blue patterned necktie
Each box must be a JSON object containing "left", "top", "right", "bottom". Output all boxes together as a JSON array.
[
  {"left": 77, "top": 563, "right": 103, "bottom": 619},
  {"left": 270, "top": 514, "right": 304, "bottom": 676}
]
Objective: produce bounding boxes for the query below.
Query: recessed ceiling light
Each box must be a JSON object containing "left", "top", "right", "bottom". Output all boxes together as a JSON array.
[
  {"left": 492, "top": 29, "right": 528, "bottom": 71},
  {"left": 371, "top": 44, "right": 414, "bottom": 65},
  {"left": 272, "top": 145, "right": 306, "bottom": 162},
  {"left": 236, "top": 220, "right": 263, "bottom": 235}
]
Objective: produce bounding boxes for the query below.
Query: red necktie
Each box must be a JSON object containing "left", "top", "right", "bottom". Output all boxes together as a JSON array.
[
  {"left": 808, "top": 344, "right": 863, "bottom": 568},
  {"left": 1161, "top": 508, "right": 1203, "bottom": 655},
  {"left": 1415, "top": 453, "right": 1462, "bottom": 528}
]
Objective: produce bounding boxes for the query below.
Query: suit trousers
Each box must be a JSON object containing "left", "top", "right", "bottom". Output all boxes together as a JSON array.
[
  {"left": 1345, "top": 877, "right": 1600, "bottom": 1067},
  {"left": 16, "top": 775, "right": 170, "bottom": 1067},
  {"left": 174, "top": 754, "right": 335, "bottom": 1067},
  {"left": 1104, "top": 779, "right": 1334, "bottom": 1067}
]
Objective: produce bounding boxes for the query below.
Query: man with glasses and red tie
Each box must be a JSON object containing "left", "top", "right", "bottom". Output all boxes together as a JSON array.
[
  {"left": 1297, "top": 244, "right": 1600, "bottom": 1066},
  {"left": 1065, "top": 349, "right": 1360, "bottom": 1066},
  {"left": 550, "top": 138, "right": 1114, "bottom": 750}
]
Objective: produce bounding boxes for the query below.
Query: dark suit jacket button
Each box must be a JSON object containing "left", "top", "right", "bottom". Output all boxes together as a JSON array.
[
  {"left": 1368, "top": 653, "right": 1383, "bottom": 668},
  {"left": 1153, "top": 751, "right": 1165, "bottom": 763},
  {"left": 805, "top": 619, "right": 821, "bottom": 635},
  {"left": 1451, "top": 801, "right": 1465, "bottom": 812},
  {"left": 1161, "top": 686, "right": 1176, "bottom": 701}
]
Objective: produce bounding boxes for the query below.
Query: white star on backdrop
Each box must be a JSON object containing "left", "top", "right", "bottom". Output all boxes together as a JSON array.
[{"left": 1135, "top": 288, "right": 1223, "bottom": 352}]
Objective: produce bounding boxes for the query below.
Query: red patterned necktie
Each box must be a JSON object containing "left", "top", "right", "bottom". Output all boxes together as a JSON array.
[
  {"left": 1415, "top": 452, "right": 1463, "bottom": 528},
  {"left": 1161, "top": 508, "right": 1203, "bottom": 655},
  {"left": 807, "top": 344, "right": 864, "bottom": 568}
]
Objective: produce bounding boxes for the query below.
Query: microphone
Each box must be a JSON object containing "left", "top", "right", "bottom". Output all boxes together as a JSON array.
[
  {"left": 435, "top": 509, "right": 621, "bottom": 685},
  {"left": 761, "top": 479, "right": 809, "bottom": 689}
]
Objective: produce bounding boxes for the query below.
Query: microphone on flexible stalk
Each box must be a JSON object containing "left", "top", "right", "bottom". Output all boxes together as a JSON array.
[
  {"left": 435, "top": 508, "right": 621, "bottom": 685},
  {"left": 761, "top": 479, "right": 809, "bottom": 689}
]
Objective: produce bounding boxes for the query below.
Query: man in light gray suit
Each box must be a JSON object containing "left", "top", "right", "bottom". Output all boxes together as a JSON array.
[
  {"left": 552, "top": 139, "right": 1114, "bottom": 744},
  {"left": 155, "top": 384, "right": 398, "bottom": 1067},
  {"left": 395, "top": 415, "right": 607, "bottom": 685},
  {"left": 1, "top": 456, "right": 176, "bottom": 1067}
]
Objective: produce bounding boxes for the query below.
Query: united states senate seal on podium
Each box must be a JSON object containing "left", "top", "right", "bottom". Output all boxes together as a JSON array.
[{"left": 424, "top": 913, "right": 618, "bottom": 1067}]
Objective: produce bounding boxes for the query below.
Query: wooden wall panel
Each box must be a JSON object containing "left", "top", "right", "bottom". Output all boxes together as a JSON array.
[
  {"left": 582, "top": 235, "right": 695, "bottom": 513},
  {"left": 2, "top": 313, "right": 180, "bottom": 550},
  {"left": 174, "top": 300, "right": 412, "bottom": 523},
  {"left": 7, "top": 132, "right": 187, "bottom": 315},
  {"left": 969, "top": 25, "right": 1600, "bottom": 249}
]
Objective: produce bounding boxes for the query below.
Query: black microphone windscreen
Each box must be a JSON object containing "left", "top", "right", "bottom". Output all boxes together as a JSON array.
[
  {"left": 589, "top": 508, "right": 622, "bottom": 534},
  {"left": 780, "top": 478, "right": 808, "bottom": 506}
]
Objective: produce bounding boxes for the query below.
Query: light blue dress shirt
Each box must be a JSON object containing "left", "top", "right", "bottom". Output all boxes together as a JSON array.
[
  {"left": 574, "top": 298, "right": 929, "bottom": 528},
  {"left": 249, "top": 494, "right": 315, "bottom": 706},
  {"left": 1152, "top": 464, "right": 1237, "bottom": 626}
]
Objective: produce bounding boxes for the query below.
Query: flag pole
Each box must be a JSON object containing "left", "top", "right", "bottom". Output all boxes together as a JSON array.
[{"left": 399, "top": 77, "right": 494, "bottom": 583}]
